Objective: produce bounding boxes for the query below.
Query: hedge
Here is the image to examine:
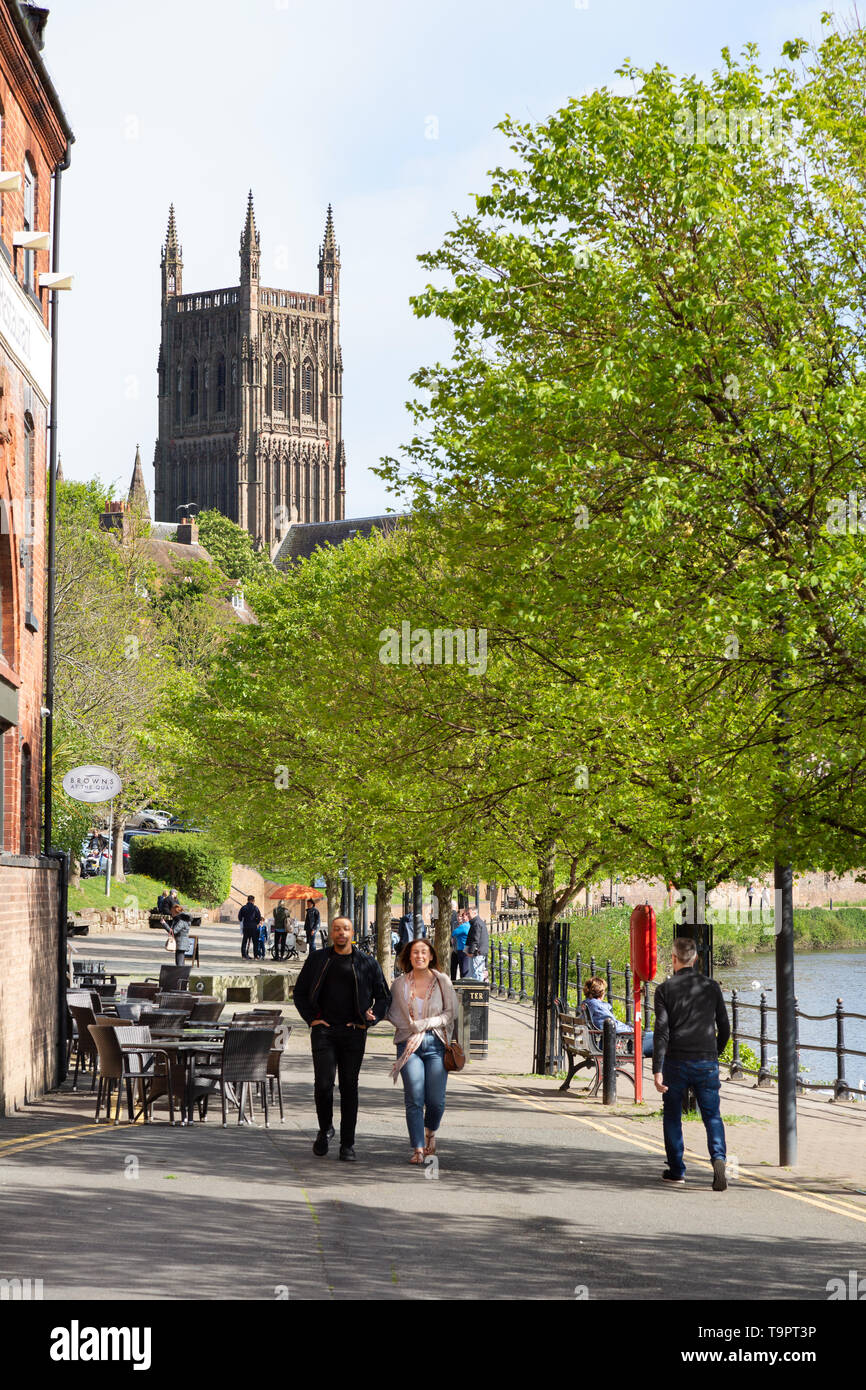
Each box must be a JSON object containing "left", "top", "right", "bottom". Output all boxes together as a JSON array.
[{"left": 128, "top": 834, "right": 232, "bottom": 908}]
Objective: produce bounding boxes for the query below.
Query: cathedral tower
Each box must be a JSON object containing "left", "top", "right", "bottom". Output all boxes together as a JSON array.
[{"left": 153, "top": 195, "right": 346, "bottom": 552}]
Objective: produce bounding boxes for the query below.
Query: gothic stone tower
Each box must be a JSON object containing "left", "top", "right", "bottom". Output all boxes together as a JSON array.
[{"left": 154, "top": 194, "right": 345, "bottom": 552}]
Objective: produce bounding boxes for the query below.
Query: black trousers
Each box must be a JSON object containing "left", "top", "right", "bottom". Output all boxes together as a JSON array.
[
  {"left": 310, "top": 1025, "right": 367, "bottom": 1146},
  {"left": 273, "top": 930, "right": 287, "bottom": 959},
  {"left": 241, "top": 927, "right": 257, "bottom": 958}
]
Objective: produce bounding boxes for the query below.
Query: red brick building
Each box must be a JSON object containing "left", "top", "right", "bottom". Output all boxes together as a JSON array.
[{"left": 0, "top": 3, "right": 72, "bottom": 1113}]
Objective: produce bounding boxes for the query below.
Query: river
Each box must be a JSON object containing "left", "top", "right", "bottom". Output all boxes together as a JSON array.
[{"left": 714, "top": 950, "right": 866, "bottom": 1092}]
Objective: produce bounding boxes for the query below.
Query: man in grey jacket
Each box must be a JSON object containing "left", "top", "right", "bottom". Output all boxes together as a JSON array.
[{"left": 652, "top": 936, "right": 731, "bottom": 1190}]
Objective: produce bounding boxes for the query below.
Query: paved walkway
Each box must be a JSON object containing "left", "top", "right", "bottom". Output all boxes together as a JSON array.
[{"left": 2, "top": 949, "right": 865, "bottom": 1300}]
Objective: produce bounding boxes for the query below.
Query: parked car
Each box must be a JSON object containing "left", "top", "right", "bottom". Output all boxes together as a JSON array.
[{"left": 126, "top": 808, "right": 174, "bottom": 830}]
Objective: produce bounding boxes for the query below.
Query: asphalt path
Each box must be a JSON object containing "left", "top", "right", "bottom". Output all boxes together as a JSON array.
[{"left": 1, "top": 1022, "right": 864, "bottom": 1302}]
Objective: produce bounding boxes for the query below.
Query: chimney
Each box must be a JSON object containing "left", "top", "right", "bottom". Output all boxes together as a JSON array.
[
  {"left": 177, "top": 511, "right": 199, "bottom": 545},
  {"left": 99, "top": 498, "right": 130, "bottom": 538},
  {"left": 21, "top": 5, "right": 49, "bottom": 51}
]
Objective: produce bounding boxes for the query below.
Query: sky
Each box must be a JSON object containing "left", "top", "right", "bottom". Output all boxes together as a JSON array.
[{"left": 42, "top": 0, "right": 838, "bottom": 519}]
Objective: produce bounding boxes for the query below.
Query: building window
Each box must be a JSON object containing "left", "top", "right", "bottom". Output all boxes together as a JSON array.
[
  {"left": 301, "top": 359, "right": 313, "bottom": 417},
  {"left": 19, "top": 742, "right": 30, "bottom": 855},
  {"left": 274, "top": 356, "right": 285, "bottom": 414},
  {"left": 216, "top": 356, "right": 226, "bottom": 413},
  {"left": 168, "top": 272, "right": 176, "bottom": 293},
  {"left": 175, "top": 365, "right": 182, "bottom": 425},
  {"left": 188, "top": 359, "right": 198, "bottom": 417},
  {"left": 23, "top": 157, "right": 36, "bottom": 291},
  {"left": 202, "top": 362, "right": 209, "bottom": 419}
]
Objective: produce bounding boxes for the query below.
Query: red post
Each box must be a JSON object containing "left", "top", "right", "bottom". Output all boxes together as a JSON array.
[{"left": 629, "top": 904, "right": 657, "bottom": 1104}]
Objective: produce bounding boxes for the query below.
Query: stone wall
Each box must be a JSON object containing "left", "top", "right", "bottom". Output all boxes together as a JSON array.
[{"left": 0, "top": 856, "right": 61, "bottom": 1115}]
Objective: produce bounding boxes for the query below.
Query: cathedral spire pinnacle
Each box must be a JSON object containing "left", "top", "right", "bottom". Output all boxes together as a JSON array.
[
  {"left": 163, "top": 203, "right": 181, "bottom": 259},
  {"left": 240, "top": 190, "right": 260, "bottom": 284},
  {"left": 318, "top": 203, "right": 340, "bottom": 295},
  {"left": 128, "top": 444, "right": 149, "bottom": 517},
  {"left": 241, "top": 189, "right": 259, "bottom": 253}
]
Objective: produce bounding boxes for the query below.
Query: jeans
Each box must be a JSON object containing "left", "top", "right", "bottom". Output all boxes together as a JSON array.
[
  {"left": 310, "top": 1024, "right": 367, "bottom": 1146},
  {"left": 662, "top": 1057, "right": 726, "bottom": 1177},
  {"left": 174, "top": 948, "right": 186, "bottom": 966},
  {"left": 397, "top": 1033, "right": 448, "bottom": 1151},
  {"left": 241, "top": 927, "right": 257, "bottom": 958}
]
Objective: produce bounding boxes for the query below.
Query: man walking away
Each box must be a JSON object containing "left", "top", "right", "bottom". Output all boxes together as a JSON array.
[
  {"left": 293, "top": 916, "right": 391, "bottom": 1161},
  {"left": 652, "top": 937, "right": 731, "bottom": 1190},
  {"left": 239, "top": 895, "right": 262, "bottom": 960},
  {"left": 304, "top": 897, "right": 321, "bottom": 953},
  {"left": 464, "top": 908, "right": 490, "bottom": 981}
]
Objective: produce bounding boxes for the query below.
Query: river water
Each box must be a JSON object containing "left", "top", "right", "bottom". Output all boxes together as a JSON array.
[{"left": 714, "top": 951, "right": 866, "bottom": 1091}]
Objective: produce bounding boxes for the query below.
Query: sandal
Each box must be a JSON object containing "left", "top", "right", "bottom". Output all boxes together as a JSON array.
[
  {"left": 409, "top": 1148, "right": 425, "bottom": 1164},
  {"left": 424, "top": 1130, "right": 437, "bottom": 1156}
]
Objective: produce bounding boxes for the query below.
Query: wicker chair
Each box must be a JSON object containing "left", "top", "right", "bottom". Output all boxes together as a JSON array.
[
  {"left": 193, "top": 1027, "right": 274, "bottom": 1127},
  {"left": 68, "top": 1003, "right": 101, "bottom": 1090},
  {"left": 189, "top": 998, "right": 223, "bottom": 1023},
  {"left": 158, "top": 964, "right": 191, "bottom": 992},
  {"left": 113, "top": 1025, "right": 178, "bottom": 1124},
  {"left": 266, "top": 1022, "right": 292, "bottom": 1121},
  {"left": 137, "top": 1008, "right": 187, "bottom": 1035},
  {"left": 155, "top": 992, "right": 197, "bottom": 1016},
  {"left": 127, "top": 981, "right": 159, "bottom": 1001}
]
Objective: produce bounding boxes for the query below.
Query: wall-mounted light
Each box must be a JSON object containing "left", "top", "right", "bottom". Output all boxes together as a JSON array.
[
  {"left": 0, "top": 171, "right": 22, "bottom": 192},
  {"left": 39, "top": 273, "right": 74, "bottom": 290},
  {"left": 14, "top": 230, "right": 50, "bottom": 251}
]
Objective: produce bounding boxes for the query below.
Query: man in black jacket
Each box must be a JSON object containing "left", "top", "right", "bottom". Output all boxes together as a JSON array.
[
  {"left": 464, "top": 910, "right": 490, "bottom": 981},
  {"left": 293, "top": 916, "right": 391, "bottom": 1161},
  {"left": 304, "top": 898, "right": 321, "bottom": 953},
  {"left": 652, "top": 936, "right": 731, "bottom": 1190},
  {"left": 238, "top": 895, "right": 262, "bottom": 960}
]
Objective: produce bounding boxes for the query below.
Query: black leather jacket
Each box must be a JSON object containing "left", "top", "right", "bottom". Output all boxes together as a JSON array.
[{"left": 293, "top": 946, "right": 391, "bottom": 1027}]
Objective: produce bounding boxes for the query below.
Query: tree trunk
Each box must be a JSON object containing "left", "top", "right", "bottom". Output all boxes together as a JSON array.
[
  {"left": 376, "top": 872, "right": 394, "bottom": 986},
  {"left": 488, "top": 881, "right": 500, "bottom": 915},
  {"left": 532, "top": 842, "right": 558, "bottom": 1074},
  {"left": 112, "top": 821, "right": 125, "bottom": 883},
  {"left": 432, "top": 878, "right": 454, "bottom": 978},
  {"left": 324, "top": 874, "right": 339, "bottom": 931}
]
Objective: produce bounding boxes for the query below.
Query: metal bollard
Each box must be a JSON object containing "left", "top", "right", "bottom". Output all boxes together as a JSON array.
[
  {"left": 758, "top": 992, "right": 772, "bottom": 1087},
  {"left": 624, "top": 964, "right": 632, "bottom": 1025},
  {"left": 730, "top": 989, "right": 741, "bottom": 1078},
  {"left": 602, "top": 1017, "right": 617, "bottom": 1105},
  {"left": 835, "top": 998, "right": 850, "bottom": 1100}
]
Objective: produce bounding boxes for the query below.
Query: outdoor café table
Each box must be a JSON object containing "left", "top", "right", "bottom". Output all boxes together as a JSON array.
[{"left": 148, "top": 1037, "right": 225, "bottom": 1125}]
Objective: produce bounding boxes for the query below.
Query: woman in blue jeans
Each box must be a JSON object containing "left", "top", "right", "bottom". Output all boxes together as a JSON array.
[{"left": 387, "top": 939, "right": 457, "bottom": 1164}]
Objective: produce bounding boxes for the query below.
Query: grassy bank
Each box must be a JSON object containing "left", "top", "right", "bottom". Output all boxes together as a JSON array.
[
  {"left": 496, "top": 904, "right": 866, "bottom": 970},
  {"left": 68, "top": 873, "right": 212, "bottom": 915}
]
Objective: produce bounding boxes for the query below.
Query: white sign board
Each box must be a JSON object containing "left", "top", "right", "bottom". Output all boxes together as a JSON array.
[
  {"left": 62, "top": 765, "right": 123, "bottom": 803},
  {"left": 0, "top": 253, "right": 51, "bottom": 404}
]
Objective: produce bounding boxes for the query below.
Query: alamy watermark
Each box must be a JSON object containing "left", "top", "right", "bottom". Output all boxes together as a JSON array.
[
  {"left": 378, "top": 622, "right": 487, "bottom": 676},
  {"left": 673, "top": 101, "right": 785, "bottom": 150},
  {"left": 825, "top": 493, "right": 866, "bottom": 535},
  {"left": 676, "top": 883, "right": 780, "bottom": 933}
]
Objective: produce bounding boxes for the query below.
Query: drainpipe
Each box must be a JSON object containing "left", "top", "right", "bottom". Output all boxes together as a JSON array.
[{"left": 43, "top": 145, "right": 72, "bottom": 1087}]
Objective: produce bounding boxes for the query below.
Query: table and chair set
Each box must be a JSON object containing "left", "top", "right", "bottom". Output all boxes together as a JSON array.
[{"left": 66, "top": 964, "right": 291, "bottom": 1127}]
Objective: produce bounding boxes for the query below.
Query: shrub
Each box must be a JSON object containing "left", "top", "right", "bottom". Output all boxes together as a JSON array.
[{"left": 128, "top": 833, "right": 231, "bottom": 907}]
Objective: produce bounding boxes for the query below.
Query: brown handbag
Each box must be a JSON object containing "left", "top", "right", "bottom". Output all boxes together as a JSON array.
[{"left": 437, "top": 978, "right": 465, "bottom": 1071}]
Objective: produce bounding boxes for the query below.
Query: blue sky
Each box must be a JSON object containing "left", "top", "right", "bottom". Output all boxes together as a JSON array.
[{"left": 44, "top": 0, "right": 836, "bottom": 518}]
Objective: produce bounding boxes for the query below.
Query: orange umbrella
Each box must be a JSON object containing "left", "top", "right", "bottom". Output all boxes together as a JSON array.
[{"left": 268, "top": 883, "right": 323, "bottom": 901}]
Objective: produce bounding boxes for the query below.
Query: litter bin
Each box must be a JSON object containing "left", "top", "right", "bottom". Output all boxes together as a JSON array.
[{"left": 453, "top": 980, "right": 489, "bottom": 1060}]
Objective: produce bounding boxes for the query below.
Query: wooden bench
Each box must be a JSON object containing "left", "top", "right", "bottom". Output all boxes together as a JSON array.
[{"left": 555, "top": 998, "right": 635, "bottom": 1096}]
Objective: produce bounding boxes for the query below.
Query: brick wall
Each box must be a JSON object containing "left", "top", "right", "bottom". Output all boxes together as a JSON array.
[{"left": 0, "top": 855, "right": 61, "bottom": 1114}]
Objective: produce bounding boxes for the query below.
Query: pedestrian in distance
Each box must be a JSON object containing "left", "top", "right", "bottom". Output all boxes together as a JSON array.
[
  {"left": 387, "top": 939, "right": 457, "bottom": 1164},
  {"left": 292, "top": 915, "right": 391, "bottom": 1162},
  {"left": 162, "top": 901, "right": 193, "bottom": 966},
  {"left": 255, "top": 917, "right": 270, "bottom": 959},
  {"left": 238, "top": 894, "right": 262, "bottom": 960},
  {"left": 652, "top": 936, "right": 731, "bottom": 1190},
  {"left": 273, "top": 900, "right": 289, "bottom": 960},
  {"left": 450, "top": 908, "right": 469, "bottom": 981},
  {"left": 304, "top": 897, "right": 321, "bottom": 953},
  {"left": 464, "top": 907, "right": 489, "bottom": 981}
]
